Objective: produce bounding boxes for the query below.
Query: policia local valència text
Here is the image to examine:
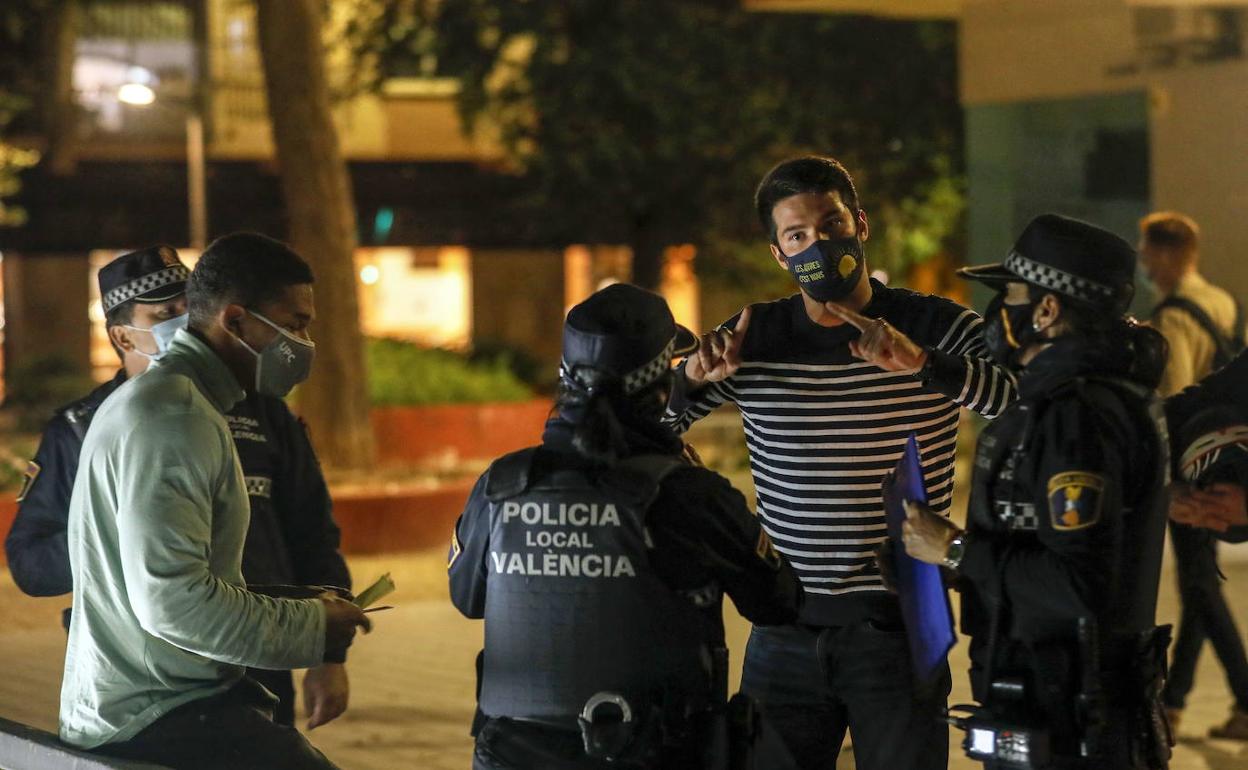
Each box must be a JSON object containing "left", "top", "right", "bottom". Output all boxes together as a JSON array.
[{"left": 489, "top": 500, "right": 637, "bottom": 579}]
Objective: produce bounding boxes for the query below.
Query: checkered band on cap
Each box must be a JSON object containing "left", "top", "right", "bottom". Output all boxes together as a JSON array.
[
  {"left": 560, "top": 336, "right": 677, "bottom": 396},
  {"left": 102, "top": 265, "right": 190, "bottom": 312},
  {"left": 622, "top": 338, "right": 676, "bottom": 394},
  {"left": 1003, "top": 250, "right": 1116, "bottom": 304}
]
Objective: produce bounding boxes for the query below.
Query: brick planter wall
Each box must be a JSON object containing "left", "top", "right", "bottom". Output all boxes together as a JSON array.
[{"left": 370, "top": 399, "right": 553, "bottom": 465}]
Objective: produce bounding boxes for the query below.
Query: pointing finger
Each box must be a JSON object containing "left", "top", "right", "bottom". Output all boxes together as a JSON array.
[
  {"left": 733, "top": 305, "right": 753, "bottom": 336},
  {"left": 824, "top": 302, "right": 870, "bottom": 331}
]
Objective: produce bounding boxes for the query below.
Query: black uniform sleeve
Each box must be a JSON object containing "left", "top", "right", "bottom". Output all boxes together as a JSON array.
[
  {"left": 650, "top": 467, "right": 803, "bottom": 626},
  {"left": 4, "top": 416, "right": 80, "bottom": 597},
  {"left": 1166, "top": 349, "right": 1248, "bottom": 433},
  {"left": 270, "top": 402, "right": 351, "bottom": 591},
  {"left": 449, "top": 474, "right": 492, "bottom": 619},
  {"left": 959, "top": 391, "right": 1129, "bottom": 627},
  {"left": 1219, "top": 526, "right": 1248, "bottom": 544}
]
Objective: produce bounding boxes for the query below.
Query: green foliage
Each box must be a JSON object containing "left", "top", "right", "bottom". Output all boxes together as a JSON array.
[
  {"left": 0, "top": 435, "right": 37, "bottom": 492},
  {"left": 467, "top": 338, "right": 552, "bottom": 392},
  {"left": 0, "top": 0, "right": 50, "bottom": 227},
  {"left": 2, "top": 356, "right": 95, "bottom": 431},
  {"left": 343, "top": 2, "right": 966, "bottom": 287},
  {"left": 367, "top": 338, "right": 533, "bottom": 406}
]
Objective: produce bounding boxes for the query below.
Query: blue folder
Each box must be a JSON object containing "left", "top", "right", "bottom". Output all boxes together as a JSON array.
[{"left": 882, "top": 433, "right": 956, "bottom": 686}]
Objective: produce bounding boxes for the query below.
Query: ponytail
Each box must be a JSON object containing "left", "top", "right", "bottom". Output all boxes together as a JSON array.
[{"left": 555, "top": 367, "right": 674, "bottom": 464}]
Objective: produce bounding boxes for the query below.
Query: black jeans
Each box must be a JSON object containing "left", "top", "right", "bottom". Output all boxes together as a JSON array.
[
  {"left": 740, "top": 621, "right": 951, "bottom": 770},
  {"left": 248, "top": 668, "right": 296, "bottom": 727},
  {"left": 1163, "top": 521, "right": 1248, "bottom": 710},
  {"left": 94, "top": 678, "right": 338, "bottom": 770}
]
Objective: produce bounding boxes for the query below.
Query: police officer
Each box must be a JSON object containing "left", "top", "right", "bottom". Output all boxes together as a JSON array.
[
  {"left": 4, "top": 245, "right": 353, "bottom": 730},
  {"left": 900, "top": 215, "right": 1173, "bottom": 769},
  {"left": 1167, "top": 350, "right": 1248, "bottom": 542},
  {"left": 449, "top": 283, "right": 804, "bottom": 769}
]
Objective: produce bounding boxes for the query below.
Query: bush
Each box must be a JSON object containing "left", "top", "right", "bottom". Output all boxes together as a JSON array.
[
  {"left": 368, "top": 338, "right": 534, "bottom": 406},
  {"left": 0, "top": 436, "right": 38, "bottom": 493},
  {"left": 2, "top": 355, "right": 96, "bottom": 432},
  {"left": 468, "top": 338, "right": 552, "bottom": 391}
]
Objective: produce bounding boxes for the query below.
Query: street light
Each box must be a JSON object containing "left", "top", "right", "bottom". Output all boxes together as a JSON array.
[
  {"left": 117, "top": 81, "right": 207, "bottom": 250},
  {"left": 116, "top": 82, "right": 155, "bottom": 106}
]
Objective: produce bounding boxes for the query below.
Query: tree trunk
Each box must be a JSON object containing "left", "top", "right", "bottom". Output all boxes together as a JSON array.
[
  {"left": 255, "top": 0, "right": 374, "bottom": 469},
  {"left": 41, "top": 0, "right": 78, "bottom": 175},
  {"left": 629, "top": 216, "right": 667, "bottom": 291}
]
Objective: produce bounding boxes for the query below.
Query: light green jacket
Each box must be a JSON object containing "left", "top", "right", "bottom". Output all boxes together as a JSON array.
[{"left": 59, "top": 329, "right": 325, "bottom": 748}]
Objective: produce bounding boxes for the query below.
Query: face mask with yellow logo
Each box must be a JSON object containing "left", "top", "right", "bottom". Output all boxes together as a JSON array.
[{"left": 784, "top": 236, "right": 865, "bottom": 303}]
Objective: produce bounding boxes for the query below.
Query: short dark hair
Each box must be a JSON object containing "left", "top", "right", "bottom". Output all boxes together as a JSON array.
[
  {"left": 103, "top": 301, "right": 136, "bottom": 361},
  {"left": 103, "top": 300, "right": 135, "bottom": 330},
  {"left": 1139, "top": 211, "right": 1199, "bottom": 255},
  {"left": 187, "top": 233, "right": 314, "bottom": 327},
  {"left": 755, "top": 156, "right": 861, "bottom": 243}
]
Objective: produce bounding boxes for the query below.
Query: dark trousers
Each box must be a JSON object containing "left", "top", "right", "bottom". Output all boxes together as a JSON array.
[
  {"left": 1163, "top": 521, "right": 1248, "bottom": 710},
  {"left": 740, "top": 621, "right": 951, "bottom": 770},
  {"left": 248, "top": 667, "right": 296, "bottom": 727},
  {"left": 94, "top": 678, "right": 338, "bottom": 770}
]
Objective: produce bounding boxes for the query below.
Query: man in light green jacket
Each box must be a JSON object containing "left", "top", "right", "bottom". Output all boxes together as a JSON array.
[{"left": 60, "top": 233, "right": 370, "bottom": 769}]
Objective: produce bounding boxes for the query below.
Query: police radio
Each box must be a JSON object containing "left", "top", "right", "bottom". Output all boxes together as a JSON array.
[
  {"left": 949, "top": 692, "right": 1052, "bottom": 769},
  {"left": 950, "top": 617, "right": 1104, "bottom": 768}
]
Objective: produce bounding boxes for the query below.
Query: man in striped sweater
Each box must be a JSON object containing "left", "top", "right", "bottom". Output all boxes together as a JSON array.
[{"left": 666, "top": 156, "right": 1016, "bottom": 770}]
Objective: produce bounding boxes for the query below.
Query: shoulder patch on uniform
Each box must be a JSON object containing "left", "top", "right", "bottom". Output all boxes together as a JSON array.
[
  {"left": 1047, "top": 472, "right": 1106, "bottom": 531},
  {"left": 756, "top": 528, "right": 781, "bottom": 569},
  {"left": 15, "top": 461, "right": 40, "bottom": 503},
  {"left": 447, "top": 528, "right": 463, "bottom": 569}
]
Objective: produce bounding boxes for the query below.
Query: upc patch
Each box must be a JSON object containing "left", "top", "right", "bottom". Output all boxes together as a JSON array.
[
  {"left": 1047, "top": 471, "right": 1106, "bottom": 531},
  {"left": 16, "top": 461, "right": 40, "bottom": 503}
]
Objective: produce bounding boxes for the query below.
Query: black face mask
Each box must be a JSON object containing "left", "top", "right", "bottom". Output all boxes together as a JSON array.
[
  {"left": 784, "top": 236, "right": 866, "bottom": 303},
  {"left": 983, "top": 291, "right": 1039, "bottom": 368}
]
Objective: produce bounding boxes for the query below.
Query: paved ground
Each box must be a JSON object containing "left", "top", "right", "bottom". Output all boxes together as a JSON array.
[{"left": 5, "top": 549, "right": 1248, "bottom": 769}]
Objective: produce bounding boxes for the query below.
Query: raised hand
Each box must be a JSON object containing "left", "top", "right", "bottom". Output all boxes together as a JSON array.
[
  {"left": 685, "top": 306, "right": 752, "bottom": 387},
  {"left": 824, "top": 302, "right": 928, "bottom": 372}
]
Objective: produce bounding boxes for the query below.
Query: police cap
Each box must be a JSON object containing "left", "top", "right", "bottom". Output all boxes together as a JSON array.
[
  {"left": 99, "top": 245, "right": 190, "bottom": 313},
  {"left": 958, "top": 213, "right": 1137, "bottom": 314},
  {"left": 562, "top": 283, "right": 697, "bottom": 395}
]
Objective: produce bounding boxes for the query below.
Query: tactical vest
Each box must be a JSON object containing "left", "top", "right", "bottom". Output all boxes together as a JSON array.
[
  {"left": 970, "top": 376, "right": 1169, "bottom": 636},
  {"left": 478, "top": 448, "right": 709, "bottom": 722}
]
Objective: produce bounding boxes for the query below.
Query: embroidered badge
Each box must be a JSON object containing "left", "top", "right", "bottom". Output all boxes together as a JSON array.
[
  {"left": 16, "top": 461, "right": 40, "bottom": 503},
  {"left": 448, "top": 529, "right": 463, "bottom": 569},
  {"left": 1047, "top": 471, "right": 1106, "bottom": 531}
]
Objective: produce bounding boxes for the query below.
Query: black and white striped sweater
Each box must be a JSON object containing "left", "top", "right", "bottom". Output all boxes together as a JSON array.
[{"left": 666, "top": 282, "right": 1017, "bottom": 626}]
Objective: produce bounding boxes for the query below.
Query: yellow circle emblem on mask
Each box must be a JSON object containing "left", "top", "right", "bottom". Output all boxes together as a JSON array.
[{"left": 837, "top": 253, "right": 858, "bottom": 278}]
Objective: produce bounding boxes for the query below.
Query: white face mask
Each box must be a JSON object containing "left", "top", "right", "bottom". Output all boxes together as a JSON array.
[{"left": 123, "top": 313, "right": 188, "bottom": 362}]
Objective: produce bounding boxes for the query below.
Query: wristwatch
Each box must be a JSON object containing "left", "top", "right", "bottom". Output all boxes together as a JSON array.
[{"left": 942, "top": 532, "right": 967, "bottom": 571}]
